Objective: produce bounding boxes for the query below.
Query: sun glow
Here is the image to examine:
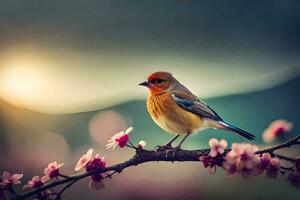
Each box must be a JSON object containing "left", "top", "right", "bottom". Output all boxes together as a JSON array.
[{"left": 0, "top": 62, "right": 43, "bottom": 107}]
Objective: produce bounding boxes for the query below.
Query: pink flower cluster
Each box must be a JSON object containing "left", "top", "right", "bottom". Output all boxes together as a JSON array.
[
  {"left": 0, "top": 171, "right": 23, "bottom": 187},
  {"left": 260, "top": 153, "right": 281, "bottom": 178},
  {"left": 199, "top": 138, "right": 227, "bottom": 174},
  {"left": 223, "top": 143, "right": 261, "bottom": 178},
  {"left": 201, "top": 139, "right": 282, "bottom": 179},
  {"left": 75, "top": 149, "right": 106, "bottom": 190},
  {"left": 23, "top": 176, "right": 46, "bottom": 191},
  {"left": 23, "top": 161, "right": 64, "bottom": 191},
  {"left": 262, "top": 119, "right": 293, "bottom": 143},
  {"left": 223, "top": 143, "right": 281, "bottom": 179}
]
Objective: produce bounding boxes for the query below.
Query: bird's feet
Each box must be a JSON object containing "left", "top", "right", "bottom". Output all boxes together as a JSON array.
[
  {"left": 166, "top": 146, "right": 182, "bottom": 160},
  {"left": 155, "top": 144, "right": 182, "bottom": 159},
  {"left": 155, "top": 143, "right": 173, "bottom": 151}
]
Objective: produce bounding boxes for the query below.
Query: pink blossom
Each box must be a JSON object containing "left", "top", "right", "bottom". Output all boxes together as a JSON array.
[
  {"left": 209, "top": 138, "right": 227, "bottom": 157},
  {"left": 199, "top": 152, "right": 224, "bottom": 175},
  {"left": 238, "top": 144, "right": 260, "bottom": 170},
  {"left": 258, "top": 153, "right": 281, "bottom": 178},
  {"left": 260, "top": 153, "right": 272, "bottom": 169},
  {"left": 75, "top": 148, "right": 106, "bottom": 178},
  {"left": 222, "top": 150, "right": 240, "bottom": 177},
  {"left": 266, "top": 157, "right": 280, "bottom": 179},
  {"left": 43, "top": 161, "right": 64, "bottom": 179},
  {"left": 75, "top": 149, "right": 94, "bottom": 171},
  {"left": 86, "top": 154, "right": 106, "bottom": 172},
  {"left": 223, "top": 143, "right": 260, "bottom": 178},
  {"left": 262, "top": 119, "right": 293, "bottom": 143},
  {"left": 138, "top": 140, "right": 146, "bottom": 148},
  {"left": 0, "top": 171, "right": 23, "bottom": 187},
  {"left": 199, "top": 155, "right": 216, "bottom": 175},
  {"left": 84, "top": 155, "right": 106, "bottom": 191},
  {"left": 23, "top": 176, "right": 47, "bottom": 190},
  {"left": 89, "top": 174, "right": 105, "bottom": 190},
  {"left": 106, "top": 127, "right": 133, "bottom": 149},
  {"left": 223, "top": 161, "right": 239, "bottom": 177}
]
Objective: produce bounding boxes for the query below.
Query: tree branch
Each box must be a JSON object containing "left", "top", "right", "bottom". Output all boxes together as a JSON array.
[
  {"left": 14, "top": 134, "right": 300, "bottom": 200},
  {"left": 256, "top": 135, "right": 300, "bottom": 155}
]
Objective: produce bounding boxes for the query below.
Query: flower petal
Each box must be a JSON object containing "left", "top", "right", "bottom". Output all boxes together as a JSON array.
[
  {"left": 2, "top": 171, "right": 11, "bottom": 180},
  {"left": 12, "top": 173, "right": 23, "bottom": 180},
  {"left": 219, "top": 139, "right": 228, "bottom": 148},
  {"left": 209, "top": 149, "right": 218, "bottom": 157},
  {"left": 209, "top": 138, "right": 218, "bottom": 147},
  {"left": 125, "top": 127, "right": 134, "bottom": 134}
]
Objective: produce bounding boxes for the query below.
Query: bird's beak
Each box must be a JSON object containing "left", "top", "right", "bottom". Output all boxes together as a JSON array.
[{"left": 139, "top": 81, "right": 151, "bottom": 87}]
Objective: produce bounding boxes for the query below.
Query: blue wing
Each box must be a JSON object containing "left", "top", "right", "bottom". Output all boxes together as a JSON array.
[{"left": 172, "top": 93, "right": 223, "bottom": 121}]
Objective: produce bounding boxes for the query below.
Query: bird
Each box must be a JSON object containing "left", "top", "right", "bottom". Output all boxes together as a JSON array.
[{"left": 139, "top": 71, "right": 255, "bottom": 150}]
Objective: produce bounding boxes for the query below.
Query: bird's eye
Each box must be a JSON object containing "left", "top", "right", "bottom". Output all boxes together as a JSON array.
[{"left": 156, "top": 79, "right": 164, "bottom": 84}]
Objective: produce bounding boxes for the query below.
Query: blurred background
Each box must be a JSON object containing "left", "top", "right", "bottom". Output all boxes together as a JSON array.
[{"left": 0, "top": 0, "right": 300, "bottom": 199}]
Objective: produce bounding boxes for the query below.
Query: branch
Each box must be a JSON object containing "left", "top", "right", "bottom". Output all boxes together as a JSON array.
[
  {"left": 14, "top": 134, "right": 300, "bottom": 200},
  {"left": 256, "top": 134, "right": 300, "bottom": 158},
  {"left": 15, "top": 148, "right": 209, "bottom": 200}
]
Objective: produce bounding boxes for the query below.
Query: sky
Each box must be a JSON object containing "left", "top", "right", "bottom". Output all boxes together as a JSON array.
[{"left": 0, "top": 0, "right": 299, "bottom": 113}]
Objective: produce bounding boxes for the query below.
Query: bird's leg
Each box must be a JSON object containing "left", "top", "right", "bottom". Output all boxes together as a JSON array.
[
  {"left": 168, "top": 133, "right": 191, "bottom": 159},
  {"left": 166, "top": 133, "right": 190, "bottom": 160},
  {"left": 165, "top": 134, "right": 180, "bottom": 147},
  {"left": 174, "top": 132, "right": 191, "bottom": 150},
  {"left": 155, "top": 134, "right": 180, "bottom": 151}
]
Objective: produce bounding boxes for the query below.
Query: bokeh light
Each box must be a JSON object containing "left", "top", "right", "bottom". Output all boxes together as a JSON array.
[{"left": 89, "top": 111, "right": 128, "bottom": 144}]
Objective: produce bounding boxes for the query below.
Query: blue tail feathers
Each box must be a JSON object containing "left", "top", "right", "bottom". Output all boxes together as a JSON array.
[{"left": 218, "top": 121, "right": 256, "bottom": 140}]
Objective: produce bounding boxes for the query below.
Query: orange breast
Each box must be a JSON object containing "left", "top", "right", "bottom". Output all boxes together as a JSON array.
[{"left": 146, "top": 93, "right": 204, "bottom": 134}]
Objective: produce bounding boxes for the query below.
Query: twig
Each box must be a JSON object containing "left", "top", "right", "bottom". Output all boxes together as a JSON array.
[
  {"left": 54, "top": 179, "right": 78, "bottom": 200},
  {"left": 273, "top": 153, "right": 296, "bottom": 162},
  {"left": 256, "top": 135, "right": 300, "bottom": 154},
  {"left": 58, "top": 174, "right": 69, "bottom": 179}
]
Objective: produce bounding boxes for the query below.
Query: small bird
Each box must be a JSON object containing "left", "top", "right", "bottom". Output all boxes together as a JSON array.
[{"left": 139, "top": 71, "right": 255, "bottom": 150}]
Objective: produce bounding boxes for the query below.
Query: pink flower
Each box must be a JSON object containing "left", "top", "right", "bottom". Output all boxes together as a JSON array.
[
  {"left": 44, "top": 161, "right": 64, "bottom": 179},
  {"left": 199, "top": 153, "right": 224, "bottom": 175},
  {"left": 75, "top": 149, "right": 94, "bottom": 171},
  {"left": 223, "top": 161, "right": 239, "bottom": 177},
  {"left": 199, "top": 155, "right": 216, "bottom": 175},
  {"left": 89, "top": 174, "right": 105, "bottom": 190},
  {"left": 23, "top": 176, "right": 47, "bottom": 190},
  {"left": 138, "top": 140, "right": 146, "bottom": 148},
  {"left": 266, "top": 157, "right": 280, "bottom": 179},
  {"left": 223, "top": 148, "right": 240, "bottom": 177},
  {"left": 0, "top": 171, "right": 23, "bottom": 187},
  {"left": 75, "top": 149, "right": 106, "bottom": 175},
  {"left": 238, "top": 144, "right": 260, "bottom": 170},
  {"left": 259, "top": 153, "right": 281, "bottom": 178},
  {"left": 86, "top": 154, "right": 106, "bottom": 172},
  {"left": 260, "top": 153, "right": 272, "bottom": 169},
  {"left": 223, "top": 143, "right": 260, "bottom": 178},
  {"left": 209, "top": 138, "right": 228, "bottom": 157},
  {"left": 262, "top": 120, "right": 293, "bottom": 143},
  {"left": 106, "top": 127, "right": 133, "bottom": 149}
]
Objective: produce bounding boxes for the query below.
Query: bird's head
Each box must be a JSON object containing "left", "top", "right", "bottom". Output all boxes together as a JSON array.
[{"left": 139, "top": 71, "right": 177, "bottom": 95}]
